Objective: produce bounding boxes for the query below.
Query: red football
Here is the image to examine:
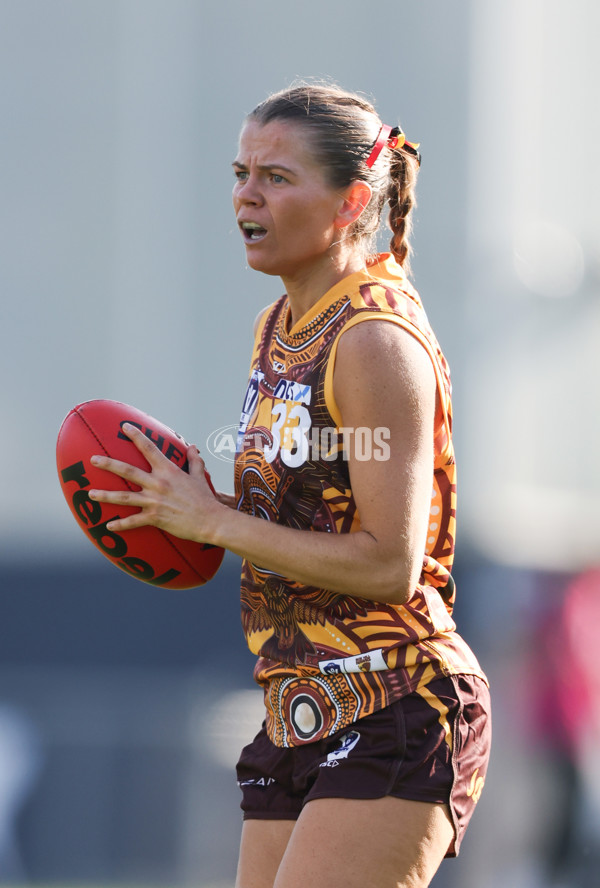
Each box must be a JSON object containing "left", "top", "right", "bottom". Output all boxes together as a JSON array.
[{"left": 56, "top": 399, "right": 225, "bottom": 589}]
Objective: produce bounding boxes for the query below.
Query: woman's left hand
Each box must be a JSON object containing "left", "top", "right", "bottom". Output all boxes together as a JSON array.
[{"left": 88, "top": 423, "right": 223, "bottom": 543}]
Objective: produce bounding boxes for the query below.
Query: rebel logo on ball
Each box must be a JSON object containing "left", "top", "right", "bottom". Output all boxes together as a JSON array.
[
  {"left": 56, "top": 399, "right": 225, "bottom": 589},
  {"left": 60, "top": 458, "right": 183, "bottom": 586}
]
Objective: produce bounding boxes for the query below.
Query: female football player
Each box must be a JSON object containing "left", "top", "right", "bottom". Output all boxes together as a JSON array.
[{"left": 89, "top": 83, "right": 491, "bottom": 888}]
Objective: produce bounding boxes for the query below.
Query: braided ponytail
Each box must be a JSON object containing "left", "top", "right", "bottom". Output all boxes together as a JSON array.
[{"left": 387, "top": 149, "right": 419, "bottom": 277}]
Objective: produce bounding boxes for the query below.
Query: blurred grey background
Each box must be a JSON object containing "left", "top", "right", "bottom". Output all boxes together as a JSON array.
[{"left": 1, "top": 0, "right": 599, "bottom": 885}]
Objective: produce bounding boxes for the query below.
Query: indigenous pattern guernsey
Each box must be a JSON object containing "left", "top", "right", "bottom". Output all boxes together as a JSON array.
[{"left": 234, "top": 253, "right": 486, "bottom": 748}]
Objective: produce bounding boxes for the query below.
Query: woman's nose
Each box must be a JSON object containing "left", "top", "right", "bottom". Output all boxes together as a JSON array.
[{"left": 238, "top": 174, "right": 263, "bottom": 206}]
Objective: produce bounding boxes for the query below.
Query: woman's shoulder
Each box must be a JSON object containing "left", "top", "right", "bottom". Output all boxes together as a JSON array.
[{"left": 335, "top": 318, "right": 436, "bottom": 390}]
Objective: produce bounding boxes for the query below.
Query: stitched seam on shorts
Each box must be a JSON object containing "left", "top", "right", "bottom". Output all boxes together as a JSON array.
[
  {"left": 447, "top": 674, "right": 463, "bottom": 852},
  {"left": 385, "top": 696, "right": 407, "bottom": 795}
]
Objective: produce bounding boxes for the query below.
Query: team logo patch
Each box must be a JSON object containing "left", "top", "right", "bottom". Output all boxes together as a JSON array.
[{"left": 319, "top": 649, "right": 387, "bottom": 676}]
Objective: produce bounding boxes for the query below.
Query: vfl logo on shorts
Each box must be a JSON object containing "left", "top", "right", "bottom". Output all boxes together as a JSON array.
[{"left": 319, "top": 731, "right": 361, "bottom": 768}]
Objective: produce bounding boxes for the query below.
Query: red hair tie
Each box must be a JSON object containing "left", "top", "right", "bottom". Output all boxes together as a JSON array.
[{"left": 365, "top": 125, "right": 421, "bottom": 168}]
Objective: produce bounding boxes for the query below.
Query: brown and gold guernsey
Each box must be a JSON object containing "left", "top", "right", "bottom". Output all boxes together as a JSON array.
[{"left": 234, "top": 253, "right": 486, "bottom": 747}]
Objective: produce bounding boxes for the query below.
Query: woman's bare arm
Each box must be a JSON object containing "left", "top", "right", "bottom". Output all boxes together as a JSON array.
[{"left": 88, "top": 321, "right": 436, "bottom": 605}]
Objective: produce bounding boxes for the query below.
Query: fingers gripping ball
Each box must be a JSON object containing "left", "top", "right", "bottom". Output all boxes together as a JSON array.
[{"left": 56, "top": 399, "right": 225, "bottom": 588}]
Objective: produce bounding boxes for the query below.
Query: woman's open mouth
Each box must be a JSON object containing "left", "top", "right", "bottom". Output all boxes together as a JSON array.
[{"left": 240, "top": 221, "right": 268, "bottom": 243}]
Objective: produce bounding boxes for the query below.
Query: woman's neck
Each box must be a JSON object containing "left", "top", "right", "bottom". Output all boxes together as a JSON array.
[{"left": 281, "top": 248, "right": 366, "bottom": 330}]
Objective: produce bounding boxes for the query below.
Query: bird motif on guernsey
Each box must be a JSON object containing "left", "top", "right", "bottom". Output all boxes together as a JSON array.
[{"left": 241, "top": 577, "right": 369, "bottom": 666}]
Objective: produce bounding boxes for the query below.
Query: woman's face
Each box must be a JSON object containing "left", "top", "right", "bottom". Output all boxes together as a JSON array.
[{"left": 232, "top": 119, "right": 348, "bottom": 280}]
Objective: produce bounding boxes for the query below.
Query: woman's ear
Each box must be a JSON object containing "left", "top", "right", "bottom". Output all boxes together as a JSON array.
[{"left": 335, "top": 180, "right": 373, "bottom": 229}]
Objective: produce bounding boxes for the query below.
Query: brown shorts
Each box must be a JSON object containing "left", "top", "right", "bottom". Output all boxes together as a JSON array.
[{"left": 236, "top": 674, "right": 491, "bottom": 856}]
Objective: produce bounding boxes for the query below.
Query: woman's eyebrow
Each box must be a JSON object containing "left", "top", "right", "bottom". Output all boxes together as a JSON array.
[{"left": 232, "top": 160, "right": 296, "bottom": 175}]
